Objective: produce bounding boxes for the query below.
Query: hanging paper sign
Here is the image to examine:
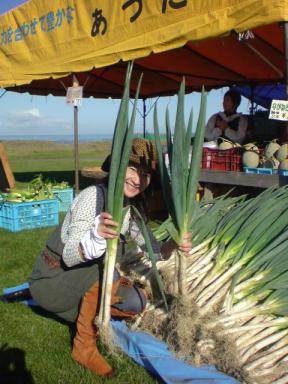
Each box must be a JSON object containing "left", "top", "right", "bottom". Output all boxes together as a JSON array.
[
  {"left": 66, "top": 86, "right": 83, "bottom": 106},
  {"left": 269, "top": 100, "right": 288, "bottom": 121}
]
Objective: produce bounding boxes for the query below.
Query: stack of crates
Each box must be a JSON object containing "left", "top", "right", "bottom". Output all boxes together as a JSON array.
[
  {"left": 52, "top": 188, "right": 74, "bottom": 212},
  {"left": 243, "top": 167, "right": 276, "bottom": 175},
  {"left": 0, "top": 199, "right": 59, "bottom": 232},
  {"left": 243, "top": 168, "right": 288, "bottom": 176},
  {"left": 201, "top": 148, "right": 243, "bottom": 172},
  {"left": 279, "top": 170, "right": 288, "bottom": 176}
]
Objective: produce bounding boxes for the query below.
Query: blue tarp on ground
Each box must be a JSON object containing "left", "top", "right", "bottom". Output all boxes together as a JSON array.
[
  {"left": 112, "top": 320, "right": 239, "bottom": 384},
  {"left": 3, "top": 284, "right": 239, "bottom": 384},
  {"left": 3, "top": 282, "right": 37, "bottom": 306}
]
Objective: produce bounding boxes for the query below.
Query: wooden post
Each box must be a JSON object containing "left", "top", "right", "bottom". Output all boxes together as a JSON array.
[{"left": 0, "top": 142, "right": 16, "bottom": 191}]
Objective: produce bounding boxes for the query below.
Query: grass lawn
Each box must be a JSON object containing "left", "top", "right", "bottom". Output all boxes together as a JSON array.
[
  {"left": 0, "top": 141, "right": 160, "bottom": 384},
  {"left": 4, "top": 140, "right": 113, "bottom": 189}
]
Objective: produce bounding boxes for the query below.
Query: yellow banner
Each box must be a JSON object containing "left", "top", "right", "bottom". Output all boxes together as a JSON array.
[{"left": 0, "top": 0, "right": 288, "bottom": 87}]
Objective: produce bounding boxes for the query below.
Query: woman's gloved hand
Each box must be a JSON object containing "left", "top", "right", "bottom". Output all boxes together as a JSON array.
[
  {"left": 160, "top": 232, "right": 192, "bottom": 259},
  {"left": 97, "top": 212, "right": 118, "bottom": 239},
  {"left": 178, "top": 232, "right": 192, "bottom": 255}
]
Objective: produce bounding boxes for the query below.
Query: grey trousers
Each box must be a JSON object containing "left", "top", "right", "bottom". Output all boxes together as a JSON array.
[{"left": 29, "top": 248, "right": 146, "bottom": 322}]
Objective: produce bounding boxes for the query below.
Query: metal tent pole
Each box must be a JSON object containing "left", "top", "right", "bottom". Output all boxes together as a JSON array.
[
  {"left": 143, "top": 99, "right": 147, "bottom": 138},
  {"left": 284, "top": 23, "right": 288, "bottom": 141},
  {"left": 74, "top": 105, "right": 79, "bottom": 195},
  {"left": 285, "top": 23, "right": 288, "bottom": 98},
  {"left": 251, "top": 85, "right": 255, "bottom": 115}
]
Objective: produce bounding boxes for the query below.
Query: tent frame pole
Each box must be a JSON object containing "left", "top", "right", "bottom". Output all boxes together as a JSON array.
[
  {"left": 74, "top": 105, "right": 79, "bottom": 195},
  {"left": 284, "top": 23, "right": 288, "bottom": 142},
  {"left": 285, "top": 23, "right": 288, "bottom": 99},
  {"left": 143, "top": 99, "right": 147, "bottom": 138}
]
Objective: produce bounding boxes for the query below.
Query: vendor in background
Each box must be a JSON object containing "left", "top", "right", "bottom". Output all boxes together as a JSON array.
[{"left": 204, "top": 90, "right": 248, "bottom": 145}]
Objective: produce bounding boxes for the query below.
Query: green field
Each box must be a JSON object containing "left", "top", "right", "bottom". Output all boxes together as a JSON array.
[
  {"left": 4, "top": 140, "right": 112, "bottom": 189},
  {"left": 0, "top": 141, "right": 159, "bottom": 384}
]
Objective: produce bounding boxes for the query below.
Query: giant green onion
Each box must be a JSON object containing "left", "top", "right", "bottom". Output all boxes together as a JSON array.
[
  {"left": 98, "top": 63, "right": 143, "bottom": 330},
  {"left": 153, "top": 80, "right": 207, "bottom": 296}
]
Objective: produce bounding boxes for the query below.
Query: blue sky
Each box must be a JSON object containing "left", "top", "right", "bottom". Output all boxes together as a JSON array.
[
  {"left": 0, "top": 0, "right": 250, "bottom": 137},
  {"left": 0, "top": 88, "right": 250, "bottom": 137}
]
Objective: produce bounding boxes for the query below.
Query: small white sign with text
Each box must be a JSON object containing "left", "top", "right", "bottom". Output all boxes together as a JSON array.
[
  {"left": 269, "top": 99, "right": 288, "bottom": 121},
  {"left": 66, "top": 86, "right": 83, "bottom": 107}
]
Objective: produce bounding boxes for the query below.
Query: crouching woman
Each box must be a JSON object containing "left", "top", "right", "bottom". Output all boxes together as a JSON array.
[{"left": 3, "top": 138, "right": 192, "bottom": 377}]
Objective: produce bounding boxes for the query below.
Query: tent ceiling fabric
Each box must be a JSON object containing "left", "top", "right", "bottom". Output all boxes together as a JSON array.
[
  {"left": 232, "top": 84, "right": 286, "bottom": 109},
  {"left": 0, "top": 0, "right": 287, "bottom": 98}
]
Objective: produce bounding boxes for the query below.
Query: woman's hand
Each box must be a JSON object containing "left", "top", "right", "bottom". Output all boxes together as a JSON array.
[
  {"left": 161, "top": 233, "right": 193, "bottom": 259},
  {"left": 97, "top": 212, "right": 118, "bottom": 239},
  {"left": 178, "top": 233, "right": 192, "bottom": 255},
  {"left": 215, "top": 117, "right": 228, "bottom": 131}
]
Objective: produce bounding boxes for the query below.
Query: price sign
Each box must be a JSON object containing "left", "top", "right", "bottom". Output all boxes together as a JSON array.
[
  {"left": 269, "top": 100, "right": 288, "bottom": 121},
  {"left": 66, "top": 86, "right": 83, "bottom": 106}
]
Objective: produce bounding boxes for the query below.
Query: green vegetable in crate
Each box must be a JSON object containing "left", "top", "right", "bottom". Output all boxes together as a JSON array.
[
  {"left": 242, "top": 150, "right": 260, "bottom": 168},
  {"left": 264, "top": 139, "right": 280, "bottom": 159},
  {"left": 5, "top": 191, "right": 23, "bottom": 200},
  {"left": 5, "top": 189, "right": 37, "bottom": 203},
  {"left": 5, "top": 196, "right": 23, "bottom": 203},
  {"left": 52, "top": 181, "right": 69, "bottom": 190},
  {"left": 4, "top": 177, "right": 57, "bottom": 202},
  {"left": 30, "top": 174, "right": 69, "bottom": 192},
  {"left": 30, "top": 174, "right": 44, "bottom": 186},
  {"left": 275, "top": 143, "right": 288, "bottom": 162}
]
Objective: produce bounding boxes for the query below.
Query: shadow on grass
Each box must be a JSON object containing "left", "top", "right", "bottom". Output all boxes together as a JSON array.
[
  {"left": 0, "top": 344, "right": 35, "bottom": 384},
  {"left": 13, "top": 171, "right": 97, "bottom": 190},
  {"left": 30, "top": 306, "right": 76, "bottom": 347}
]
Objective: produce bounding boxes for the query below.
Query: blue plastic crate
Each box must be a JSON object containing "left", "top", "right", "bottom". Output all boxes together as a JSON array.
[
  {"left": 0, "top": 199, "right": 59, "bottom": 232},
  {"left": 243, "top": 167, "right": 275, "bottom": 175},
  {"left": 279, "top": 169, "right": 288, "bottom": 176},
  {"left": 52, "top": 188, "right": 74, "bottom": 212}
]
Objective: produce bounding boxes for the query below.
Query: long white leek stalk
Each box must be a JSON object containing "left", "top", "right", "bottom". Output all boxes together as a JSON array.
[
  {"left": 98, "top": 63, "right": 142, "bottom": 330},
  {"left": 153, "top": 81, "right": 207, "bottom": 296}
]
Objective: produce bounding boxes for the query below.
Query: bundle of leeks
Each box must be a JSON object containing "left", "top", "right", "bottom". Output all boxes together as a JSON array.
[
  {"left": 153, "top": 80, "right": 207, "bottom": 296},
  {"left": 97, "top": 63, "right": 167, "bottom": 339},
  {"left": 138, "top": 186, "right": 288, "bottom": 383}
]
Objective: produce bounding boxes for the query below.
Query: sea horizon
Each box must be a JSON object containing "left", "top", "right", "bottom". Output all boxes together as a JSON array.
[
  {"left": 0, "top": 132, "right": 165, "bottom": 144},
  {"left": 0, "top": 133, "right": 113, "bottom": 143}
]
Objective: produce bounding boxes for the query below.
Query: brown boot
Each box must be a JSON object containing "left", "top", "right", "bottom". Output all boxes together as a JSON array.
[
  {"left": 71, "top": 282, "right": 113, "bottom": 377},
  {"left": 111, "top": 277, "right": 147, "bottom": 319}
]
